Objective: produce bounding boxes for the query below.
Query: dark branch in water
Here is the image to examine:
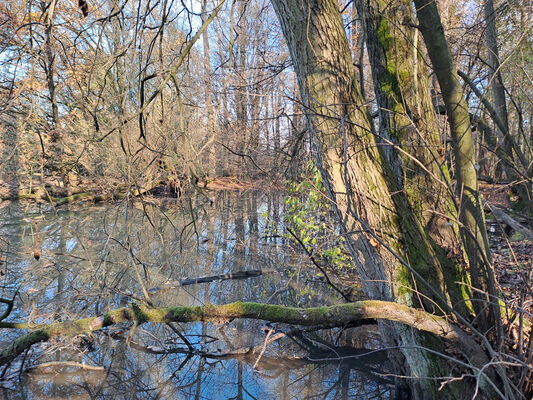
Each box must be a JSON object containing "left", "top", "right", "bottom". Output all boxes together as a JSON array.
[{"left": 149, "top": 269, "right": 276, "bottom": 293}]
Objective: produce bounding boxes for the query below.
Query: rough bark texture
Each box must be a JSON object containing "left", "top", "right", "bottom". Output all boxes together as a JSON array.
[
  {"left": 413, "top": 0, "right": 500, "bottom": 338},
  {"left": 359, "top": 0, "right": 449, "bottom": 228},
  {"left": 357, "top": 0, "right": 470, "bottom": 315},
  {"left": 272, "top": 0, "right": 394, "bottom": 302},
  {"left": 270, "top": 0, "right": 453, "bottom": 309},
  {"left": 269, "top": 0, "right": 479, "bottom": 397}
]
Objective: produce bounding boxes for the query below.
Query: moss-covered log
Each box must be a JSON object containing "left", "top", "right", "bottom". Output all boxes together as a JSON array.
[
  {"left": 0, "top": 300, "right": 488, "bottom": 372},
  {"left": 53, "top": 192, "right": 107, "bottom": 206}
]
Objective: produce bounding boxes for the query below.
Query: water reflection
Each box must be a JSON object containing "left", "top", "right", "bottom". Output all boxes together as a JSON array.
[{"left": 0, "top": 191, "right": 391, "bottom": 399}]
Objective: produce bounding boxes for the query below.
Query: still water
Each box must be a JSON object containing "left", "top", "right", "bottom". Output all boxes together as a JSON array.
[{"left": 0, "top": 191, "right": 391, "bottom": 399}]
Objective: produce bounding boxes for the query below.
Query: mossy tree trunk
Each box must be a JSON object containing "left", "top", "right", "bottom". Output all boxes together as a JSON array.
[
  {"left": 413, "top": 0, "right": 501, "bottom": 340},
  {"left": 270, "top": 0, "right": 448, "bottom": 308},
  {"left": 0, "top": 300, "right": 489, "bottom": 376},
  {"left": 269, "top": 0, "right": 485, "bottom": 397},
  {"left": 356, "top": 0, "right": 471, "bottom": 316}
]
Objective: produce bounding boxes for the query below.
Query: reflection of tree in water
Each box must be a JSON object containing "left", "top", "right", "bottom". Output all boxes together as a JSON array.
[
  {"left": 44, "top": 329, "right": 390, "bottom": 399},
  {"left": 0, "top": 193, "right": 391, "bottom": 398}
]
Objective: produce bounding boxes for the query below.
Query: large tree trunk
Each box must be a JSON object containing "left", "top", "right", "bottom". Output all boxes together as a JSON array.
[
  {"left": 413, "top": 0, "right": 501, "bottom": 339},
  {"left": 356, "top": 0, "right": 470, "bottom": 315},
  {"left": 269, "top": 0, "right": 479, "bottom": 397}
]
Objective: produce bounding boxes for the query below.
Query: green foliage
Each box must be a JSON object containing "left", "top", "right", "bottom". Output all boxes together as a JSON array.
[{"left": 272, "top": 162, "right": 353, "bottom": 272}]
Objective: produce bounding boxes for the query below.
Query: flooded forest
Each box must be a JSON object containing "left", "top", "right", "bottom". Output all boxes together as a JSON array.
[{"left": 0, "top": 0, "right": 532, "bottom": 399}]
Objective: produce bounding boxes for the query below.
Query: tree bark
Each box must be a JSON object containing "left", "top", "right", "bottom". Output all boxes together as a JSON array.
[
  {"left": 202, "top": 0, "right": 216, "bottom": 177},
  {"left": 413, "top": 0, "right": 501, "bottom": 338},
  {"left": 42, "top": 0, "right": 59, "bottom": 132},
  {"left": 270, "top": 0, "right": 451, "bottom": 308},
  {"left": 269, "top": 0, "right": 482, "bottom": 397},
  {"left": 234, "top": 0, "right": 249, "bottom": 176},
  {"left": 0, "top": 300, "right": 489, "bottom": 375},
  {"left": 357, "top": 0, "right": 470, "bottom": 314}
]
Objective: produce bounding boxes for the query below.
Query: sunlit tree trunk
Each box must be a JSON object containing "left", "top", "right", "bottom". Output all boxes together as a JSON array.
[
  {"left": 42, "top": 0, "right": 59, "bottom": 133},
  {"left": 413, "top": 0, "right": 501, "bottom": 338},
  {"left": 357, "top": 0, "right": 470, "bottom": 313},
  {"left": 274, "top": 92, "right": 281, "bottom": 169},
  {"left": 269, "top": 0, "right": 471, "bottom": 396},
  {"left": 234, "top": 0, "right": 249, "bottom": 176},
  {"left": 217, "top": 29, "right": 231, "bottom": 175},
  {"left": 202, "top": 0, "right": 216, "bottom": 177}
]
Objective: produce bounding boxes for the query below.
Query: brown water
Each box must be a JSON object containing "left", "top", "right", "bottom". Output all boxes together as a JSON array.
[{"left": 0, "top": 191, "right": 391, "bottom": 399}]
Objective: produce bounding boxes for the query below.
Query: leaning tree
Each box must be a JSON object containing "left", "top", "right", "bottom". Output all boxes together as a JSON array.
[{"left": 269, "top": 0, "right": 507, "bottom": 397}]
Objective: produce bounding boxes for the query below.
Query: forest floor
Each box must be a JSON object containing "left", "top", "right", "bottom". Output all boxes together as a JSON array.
[
  {"left": 492, "top": 238, "right": 532, "bottom": 314},
  {"left": 480, "top": 182, "right": 532, "bottom": 318}
]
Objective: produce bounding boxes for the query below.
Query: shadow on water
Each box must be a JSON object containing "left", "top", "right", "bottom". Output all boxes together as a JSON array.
[{"left": 0, "top": 191, "right": 392, "bottom": 399}]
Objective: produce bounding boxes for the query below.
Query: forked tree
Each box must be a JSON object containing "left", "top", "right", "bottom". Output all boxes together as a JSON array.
[{"left": 269, "top": 0, "right": 505, "bottom": 397}]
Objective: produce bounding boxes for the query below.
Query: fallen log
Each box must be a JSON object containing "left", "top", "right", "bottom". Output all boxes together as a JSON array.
[
  {"left": 2, "top": 179, "right": 172, "bottom": 207},
  {"left": 485, "top": 203, "right": 533, "bottom": 241},
  {"left": 1, "top": 191, "right": 111, "bottom": 206},
  {"left": 0, "top": 300, "right": 489, "bottom": 373},
  {"left": 53, "top": 192, "right": 110, "bottom": 206},
  {"left": 149, "top": 269, "right": 276, "bottom": 292}
]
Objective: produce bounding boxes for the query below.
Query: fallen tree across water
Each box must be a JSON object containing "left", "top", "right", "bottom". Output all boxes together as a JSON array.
[{"left": 0, "top": 300, "right": 490, "bottom": 378}]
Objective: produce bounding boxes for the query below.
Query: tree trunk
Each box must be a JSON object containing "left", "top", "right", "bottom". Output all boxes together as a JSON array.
[
  {"left": 234, "top": 0, "right": 249, "bottom": 176},
  {"left": 42, "top": 0, "right": 59, "bottom": 132},
  {"left": 357, "top": 0, "right": 470, "bottom": 314},
  {"left": 269, "top": 0, "right": 478, "bottom": 397},
  {"left": 202, "top": 0, "right": 216, "bottom": 177},
  {"left": 413, "top": 0, "right": 501, "bottom": 339},
  {"left": 484, "top": 0, "right": 510, "bottom": 159},
  {"left": 459, "top": 68, "right": 533, "bottom": 215}
]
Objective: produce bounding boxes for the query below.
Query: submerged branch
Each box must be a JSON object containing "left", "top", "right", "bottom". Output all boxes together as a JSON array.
[{"left": 152, "top": 269, "right": 276, "bottom": 291}]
